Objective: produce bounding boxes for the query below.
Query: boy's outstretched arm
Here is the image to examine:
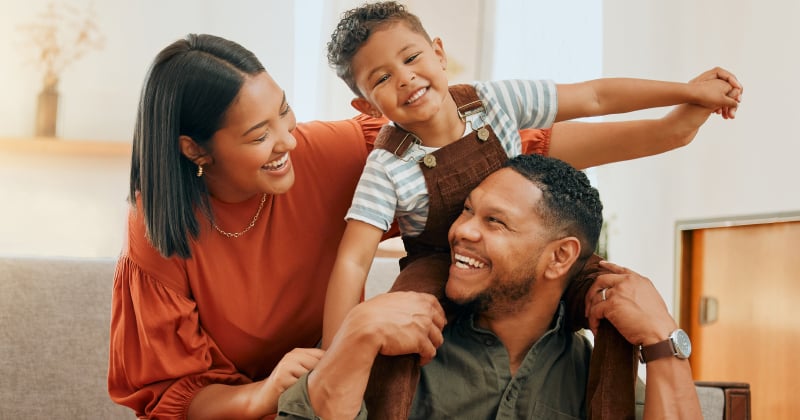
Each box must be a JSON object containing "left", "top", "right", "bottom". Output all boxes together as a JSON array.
[
  {"left": 546, "top": 103, "right": 712, "bottom": 169},
  {"left": 554, "top": 67, "right": 741, "bottom": 122},
  {"left": 321, "top": 220, "right": 385, "bottom": 349}
]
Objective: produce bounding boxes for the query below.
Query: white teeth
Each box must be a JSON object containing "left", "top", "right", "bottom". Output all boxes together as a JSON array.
[
  {"left": 263, "top": 153, "right": 288, "bottom": 170},
  {"left": 406, "top": 88, "right": 426, "bottom": 104},
  {"left": 454, "top": 253, "right": 485, "bottom": 269}
]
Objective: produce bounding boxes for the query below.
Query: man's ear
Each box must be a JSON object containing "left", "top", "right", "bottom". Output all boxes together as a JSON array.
[
  {"left": 432, "top": 37, "right": 448, "bottom": 71},
  {"left": 542, "top": 237, "right": 582, "bottom": 281},
  {"left": 179, "top": 135, "right": 210, "bottom": 165},
  {"left": 351, "top": 97, "right": 381, "bottom": 118}
]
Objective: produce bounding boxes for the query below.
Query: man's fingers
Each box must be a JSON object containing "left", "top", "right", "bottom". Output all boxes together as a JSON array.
[
  {"left": 598, "top": 260, "right": 629, "bottom": 274},
  {"left": 587, "top": 302, "right": 604, "bottom": 336},
  {"left": 412, "top": 321, "right": 443, "bottom": 366}
]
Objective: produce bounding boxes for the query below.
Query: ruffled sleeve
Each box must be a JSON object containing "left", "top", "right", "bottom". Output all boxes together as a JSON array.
[
  {"left": 520, "top": 127, "right": 552, "bottom": 156},
  {"left": 108, "top": 213, "right": 249, "bottom": 418},
  {"left": 351, "top": 113, "right": 390, "bottom": 152}
]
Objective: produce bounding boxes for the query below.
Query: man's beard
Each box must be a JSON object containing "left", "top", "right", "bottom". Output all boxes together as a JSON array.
[{"left": 456, "top": 267, "right": 537, "bottom": 316}]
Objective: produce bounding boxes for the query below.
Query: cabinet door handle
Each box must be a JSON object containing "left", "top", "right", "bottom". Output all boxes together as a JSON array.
[{"left": 699, "top": 296, "right": 719, "bottom": 325}]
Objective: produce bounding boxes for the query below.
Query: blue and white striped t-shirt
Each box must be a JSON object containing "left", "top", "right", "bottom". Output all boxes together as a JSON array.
[{"left": 346, "top": 79, "right": 557, "bottom": 236}]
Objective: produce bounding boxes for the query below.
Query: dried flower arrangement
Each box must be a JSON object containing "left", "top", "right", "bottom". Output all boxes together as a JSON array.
[
  {"left": 18, "top": 1, "right": 105, "bottom": 136},
  {"left": 19, "top": 1, "right": 105, "bottom": 91}
]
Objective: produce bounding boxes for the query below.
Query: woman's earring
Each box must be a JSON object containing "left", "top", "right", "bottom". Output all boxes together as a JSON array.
[{"left": 196, "top": 164, "right": 204, "bottom": 177}]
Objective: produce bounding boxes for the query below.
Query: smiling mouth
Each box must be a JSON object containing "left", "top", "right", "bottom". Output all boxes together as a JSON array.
[
  {"left": 262, "top": 153, "right": 289, "bottom": 171},
  {"left": 454, "top": 253, "right": 486, "bottom": 269},
  {"left": 405, "top": 87, "right": 427, "bottom": 105}
]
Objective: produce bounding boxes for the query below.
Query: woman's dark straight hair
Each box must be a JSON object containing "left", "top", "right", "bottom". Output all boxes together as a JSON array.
[{"left": 130, "top": 34, "right": 265, "bottom": 258}]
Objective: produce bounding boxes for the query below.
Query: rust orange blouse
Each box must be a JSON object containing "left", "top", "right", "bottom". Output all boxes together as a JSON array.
[{"left": 107, "top": 114, "right": 551, "bottom": 418}]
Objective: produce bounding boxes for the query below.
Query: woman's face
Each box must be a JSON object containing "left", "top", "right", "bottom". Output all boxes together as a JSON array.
[{"left": 202, "top": 71, "right": 298, "bottom": 203}]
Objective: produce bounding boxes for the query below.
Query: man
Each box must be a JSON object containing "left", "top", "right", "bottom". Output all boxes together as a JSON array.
[{"left": 278, "top": 154, "right": 701, "bottom": 419}]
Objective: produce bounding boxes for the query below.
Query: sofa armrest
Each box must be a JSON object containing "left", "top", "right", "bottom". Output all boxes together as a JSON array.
[{"left": 695, "top": 381, "right": 751, "bottom": 420}]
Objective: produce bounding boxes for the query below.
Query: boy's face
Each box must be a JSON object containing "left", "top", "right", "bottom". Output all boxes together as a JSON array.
[{"left": 350, "top": 22, "right": 450, "bottom": 132}]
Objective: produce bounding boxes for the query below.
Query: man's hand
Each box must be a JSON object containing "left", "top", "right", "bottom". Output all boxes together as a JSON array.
[
  {"left": 307, "top": 292, "right": 446, "bottom": 419},
  {"left": 337, "top": 291, "right": 447, "bottom": 365},
  {"left": 585, "top": 260, "right": 677, "bottom": 346}
]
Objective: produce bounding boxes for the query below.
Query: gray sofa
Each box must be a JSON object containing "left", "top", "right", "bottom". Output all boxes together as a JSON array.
[
  {"left": 0, "top": 255, "right": 749, "bottom": 419},
  {"left": 0, "top": 256, "right": 132, "bottom": 418}
]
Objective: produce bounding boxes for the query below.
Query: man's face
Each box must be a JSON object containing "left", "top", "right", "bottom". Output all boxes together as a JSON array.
[{"left": 446, "top": 168, "right": 553, "bottom": 311}]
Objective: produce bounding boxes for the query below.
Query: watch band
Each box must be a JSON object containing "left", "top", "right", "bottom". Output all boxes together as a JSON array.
[
  {"left": 639, "top": 339, "right": 675, "bottom": 363},
  {"left": 639, "top": 329, "right": 691, "bottom": 363}
]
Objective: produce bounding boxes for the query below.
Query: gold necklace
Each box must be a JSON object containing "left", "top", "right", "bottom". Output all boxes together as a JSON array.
[{"left": 213, "top": 193, "right": 267, "bottom": 238}]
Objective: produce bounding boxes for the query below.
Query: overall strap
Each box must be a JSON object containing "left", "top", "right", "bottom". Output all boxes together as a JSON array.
[
  {"left": 448, "top": 84, "right": 485, "bottom": 121},
  {"left": 373, "top": 84, "right": 486, "bottom": 157}
]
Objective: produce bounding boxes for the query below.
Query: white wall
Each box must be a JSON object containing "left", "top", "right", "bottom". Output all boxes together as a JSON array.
[
  {"left": 1, "top": 0, "right": 296, "bottom": 141},
  {"left": 490, "top": 0, "right": 602, "bottom": 83},
  {"left": 598, "top": 0, "right": 800, "bottom": 312},
  {"left": 4, "top": 0, "right": 796, "bottom": 297}
]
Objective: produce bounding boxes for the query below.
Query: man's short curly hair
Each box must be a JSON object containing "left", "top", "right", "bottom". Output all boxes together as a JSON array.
[
  {"left": 326, "top": 1, "right": 431, "bottom": 96},
  {"left": 503, "top": 154, "right": 604, "bottom": 265}
]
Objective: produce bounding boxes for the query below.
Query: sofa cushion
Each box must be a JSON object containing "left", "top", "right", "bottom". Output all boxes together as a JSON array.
[{"left": 0, "top": 256, "right": 132, "bottom": 418}]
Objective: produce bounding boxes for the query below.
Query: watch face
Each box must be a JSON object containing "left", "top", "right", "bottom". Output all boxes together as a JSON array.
[{"left": 672, "top": 329, "right": 692, "bottom": 358}]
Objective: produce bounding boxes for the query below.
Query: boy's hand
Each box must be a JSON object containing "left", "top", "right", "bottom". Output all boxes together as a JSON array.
[{"left": 690, "top": 67, "right": 743, "bottom": 119}]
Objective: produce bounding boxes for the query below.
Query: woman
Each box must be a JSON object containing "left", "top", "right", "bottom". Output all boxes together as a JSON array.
[{"left": 107, "top": 33, "right": 739, "bottom": 419}]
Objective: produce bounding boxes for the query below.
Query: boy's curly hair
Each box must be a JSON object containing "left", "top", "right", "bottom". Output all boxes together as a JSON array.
[{"left": 326, "top": 1, "right": 431, "bottom": 96}]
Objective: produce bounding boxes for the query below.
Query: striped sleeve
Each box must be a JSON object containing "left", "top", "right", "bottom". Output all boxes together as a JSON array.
[
  {"left": 345, "top": 147, "right": 430, "bottom": 237},
  {"left": 475, "top": 79, "right": 557, "bottom": 158},
  {"left": 345, "top": 151, "right": 398, "bottom": 232},
  {"left": 478, "top": 79, "right": 557, "bottom": 129}
]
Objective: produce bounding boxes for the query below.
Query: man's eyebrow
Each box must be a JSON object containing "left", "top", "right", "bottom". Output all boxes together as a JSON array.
[{"left": 241, "top": 91, "right": 287, "bottom": 136}]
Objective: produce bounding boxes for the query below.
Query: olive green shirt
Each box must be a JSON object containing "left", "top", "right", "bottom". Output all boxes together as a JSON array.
[{"left": 278, "top": 303, "right": 594, "bottom": 419}]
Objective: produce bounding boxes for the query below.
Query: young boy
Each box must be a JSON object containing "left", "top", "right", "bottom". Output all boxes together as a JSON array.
[
  {"left": 321, "top": 2, "right": 741, "bottom": 418},
  {"left": 322, "top": 0, "right": 740, "bottom": 348}
]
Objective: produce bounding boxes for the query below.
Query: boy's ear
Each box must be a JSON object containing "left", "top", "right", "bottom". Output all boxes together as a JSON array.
[
  {"left": 432, "top": 37, "right": 448, "bottom": 71},
  {"left": 179, "top": 135, "right": 210, "bottom": 165},
  {"left": 351, "top": 97, "right": 381, "bottom": 118}
]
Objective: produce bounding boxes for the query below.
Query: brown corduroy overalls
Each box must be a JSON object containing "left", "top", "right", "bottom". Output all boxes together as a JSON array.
[{"left": 363, "top": 85, "right": 637, "bottom": 420}]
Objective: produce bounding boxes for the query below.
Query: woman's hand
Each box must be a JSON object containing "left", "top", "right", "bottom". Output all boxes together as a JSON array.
[
  {"left": 260, "top": 348, "right": 325, "bottom": 414},
  {"left": 188, "top": 347, "right": 325, "bottom": 419}
]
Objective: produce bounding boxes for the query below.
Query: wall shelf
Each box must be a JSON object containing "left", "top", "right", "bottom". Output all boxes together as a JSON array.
[{"left": 0, "top": 137, "right": 131, "bottom": 157}]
